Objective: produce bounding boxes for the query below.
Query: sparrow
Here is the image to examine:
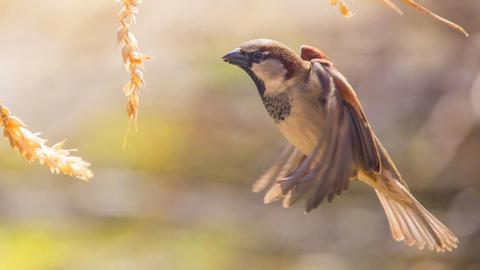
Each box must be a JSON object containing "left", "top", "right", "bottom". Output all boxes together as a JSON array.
[{"left": 222, "top": 39, "right": 458, "bottom": 252}]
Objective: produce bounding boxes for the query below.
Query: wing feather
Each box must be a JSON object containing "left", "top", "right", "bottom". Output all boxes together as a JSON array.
[
  {"left": 252, "top": 145, "right": 295, "bottom": 193},
  {"left": 328, "top": 68, "right": 381, "bottom": 174}
]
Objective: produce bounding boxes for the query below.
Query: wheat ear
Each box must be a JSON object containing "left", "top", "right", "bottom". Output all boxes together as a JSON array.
[
  {"left": 0, "top": 105, "right": 93, "bottom": 181},
  {"left": 117, "top": 0, "right": 150, "bottom": 122},
  {"left": 329, "top": 0, "right": 353, "bottom": 17}
]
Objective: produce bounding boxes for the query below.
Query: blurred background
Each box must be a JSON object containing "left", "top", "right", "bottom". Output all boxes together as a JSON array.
[{"left": 0, "top": 0, "right": 479, "bottom": 269}]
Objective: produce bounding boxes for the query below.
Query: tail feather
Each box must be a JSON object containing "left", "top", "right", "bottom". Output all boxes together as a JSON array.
[
  {"left": 377, "top": 191, "right": 405, "bottom": 242},
  {"left": 367, "top": 137, "right": 458, "bottom": 252},
  {"left": 417, "top": 201, "right": 458, "bottom": 250},
  {"left": 375, "top": 190, "right": 458, "bottom": 252}
]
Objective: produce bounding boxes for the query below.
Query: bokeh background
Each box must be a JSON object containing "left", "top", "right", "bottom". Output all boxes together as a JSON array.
[{"left": 0, "top": 0, "right": 479, "bottom": 269}]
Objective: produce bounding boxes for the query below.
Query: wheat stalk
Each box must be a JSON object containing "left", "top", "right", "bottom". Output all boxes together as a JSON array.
[
  {"left": 117, "top": 0, "right": 150, "bottom": 122},
  {"left": 329, "top": 0, "right": 468, "bottom": 37},
  {"left": 0, "top": 104, "right": 93, "bottom": 181}
]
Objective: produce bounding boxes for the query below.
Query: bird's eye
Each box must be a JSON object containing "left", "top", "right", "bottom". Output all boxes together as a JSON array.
[{"left": 252, "top": 51, "right": 264, "bottom": 62}]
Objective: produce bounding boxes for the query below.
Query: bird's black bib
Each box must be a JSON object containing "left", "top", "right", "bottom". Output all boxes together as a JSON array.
[{"left": 261, "top": 93, "right": 291, "bottom": 122}]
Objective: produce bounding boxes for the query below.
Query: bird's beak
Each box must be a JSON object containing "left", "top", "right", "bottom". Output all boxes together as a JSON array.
[{"left": 222, "top": 48, "right": 251, "bottom": 68}]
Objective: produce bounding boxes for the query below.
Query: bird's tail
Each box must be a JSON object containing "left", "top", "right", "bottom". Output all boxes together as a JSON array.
[
  {"left": 375, "top": 189, "right": 458, "bottom": 252},
  {"left": 361, "top": 138, "right": 458, "bottom": 252}
]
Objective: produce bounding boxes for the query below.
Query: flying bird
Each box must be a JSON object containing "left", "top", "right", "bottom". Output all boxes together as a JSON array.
[{"left": 222, "top": 39, "right": 458, "bottom": 252}]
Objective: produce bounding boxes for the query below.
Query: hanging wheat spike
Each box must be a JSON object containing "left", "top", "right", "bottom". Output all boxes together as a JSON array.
[
  {"left": 329, "top": 0, "right": 353, "bottom": 17},
  {"left": 117, "top": 0, "right": 150, "bottom": 122},
  {"left": 329, "top": 0, "right": 468, "bottom": 37},
  {"left": 0, "top": 105, "right": 93, "bottom": 181}
]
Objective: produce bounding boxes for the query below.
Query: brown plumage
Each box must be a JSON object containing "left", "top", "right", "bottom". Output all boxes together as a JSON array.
[{"left": 223, "top": 39, "right": 458, "bottom": 252}]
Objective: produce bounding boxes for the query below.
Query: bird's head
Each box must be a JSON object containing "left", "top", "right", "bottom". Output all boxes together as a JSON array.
[{"left": 222, "top": 39, "right": 304, "bottom": 94}]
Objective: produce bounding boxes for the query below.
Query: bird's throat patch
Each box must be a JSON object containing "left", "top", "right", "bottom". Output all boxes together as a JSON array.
[{"left": 262, "top": 93, "right": 291, "bottom": 122}]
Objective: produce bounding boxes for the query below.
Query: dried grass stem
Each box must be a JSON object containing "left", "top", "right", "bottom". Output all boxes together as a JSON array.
[{"left": 329, "top": 0, "right": 468, "bottom": 37}]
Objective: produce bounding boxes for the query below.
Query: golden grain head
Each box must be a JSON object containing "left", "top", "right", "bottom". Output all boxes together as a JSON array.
[
  {"left": 329, "top": 0, "right": 352, "bottom": 18},
  {"left": 117, "top": 0, "right": 150, "bottom": 121},
  {"left": 0, "top": 105, "right": 93, "bottom": 181}
]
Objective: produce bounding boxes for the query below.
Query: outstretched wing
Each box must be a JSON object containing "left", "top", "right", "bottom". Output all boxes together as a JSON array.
[
  {"left": 253, "top": 54, "right": 381, "bottom": 213},
  {"left": 326, "top": 64, "right": 381, "bottom": 174},
  {"left": 300, "top": 44, "right": 380, "bottom": 172}
]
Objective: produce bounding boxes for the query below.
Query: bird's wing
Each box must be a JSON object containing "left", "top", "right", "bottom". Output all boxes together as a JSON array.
[
  {"left": 254, "top": 59, "right": 382, "bottom": 212},
  {"left": 325, "top": 64, "right": 382, "bottom": 174},
  {"left": 303, "top": 61, "right": 382, "bottom": 212},
  {"left": 252, "top": 144, "right": 305, "bottom": 193},
  {"left": 300, "top": 44, "right": 381, "bottom": 173}
]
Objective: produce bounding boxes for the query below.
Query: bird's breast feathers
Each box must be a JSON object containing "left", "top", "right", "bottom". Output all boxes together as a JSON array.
[
  {"left": 258, "top": 62, "right": 326, "bottom": 155},
  {"left": 268, "top": 88, "right": 326, "bottom": 156}
]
